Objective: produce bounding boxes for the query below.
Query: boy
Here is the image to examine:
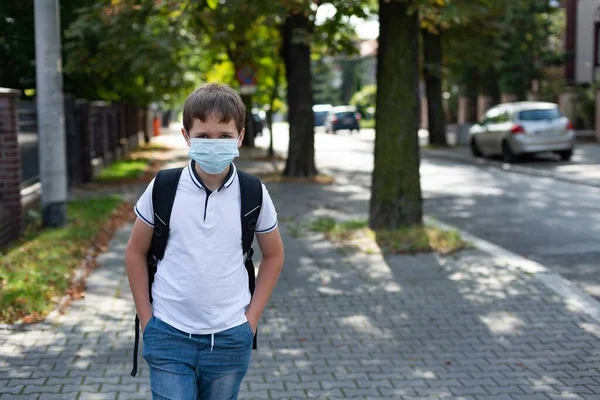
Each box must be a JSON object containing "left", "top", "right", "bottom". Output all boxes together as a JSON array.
[{"left": 125, "top": 83, "right": 284, "bottom": 400}]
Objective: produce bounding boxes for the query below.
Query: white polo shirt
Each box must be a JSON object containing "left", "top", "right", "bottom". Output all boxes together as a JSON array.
[{"left": 134, "top": 161, "right": 278, "bottom": 335}]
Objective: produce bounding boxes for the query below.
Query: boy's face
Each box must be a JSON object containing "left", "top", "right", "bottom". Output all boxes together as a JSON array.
[{"left": 182, "top": 115, "right": 245, "bottom": 147}]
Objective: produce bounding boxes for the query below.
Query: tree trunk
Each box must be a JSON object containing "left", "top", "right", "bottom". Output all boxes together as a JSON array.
[
  {"left": 370, "top": 0, "right": 423, "bottom": 230},
  {"left": 241, "top": 94, "right": 255, "bottom": 147},
  {"left": 422, "top": 28, "right": 447, "bottom": 147},
  {"left": 282, "top": 13, "right": 317, "bottom": 177}
]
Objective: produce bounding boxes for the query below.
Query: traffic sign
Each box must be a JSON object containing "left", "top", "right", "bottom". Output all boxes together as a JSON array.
[
  {"left": 236, "top": 64, "right": 258, "bottom": 85},
  {"left": 240, "top": 85, "right": 257, "bottom": 95}
]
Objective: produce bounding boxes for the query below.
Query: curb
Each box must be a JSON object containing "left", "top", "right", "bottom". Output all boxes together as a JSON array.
[
  {"left": 422, "top": 148, "right": 600, "bottom": 190},
  {"left": 425, "top": 216, "right": 600, "bottom": 325}
]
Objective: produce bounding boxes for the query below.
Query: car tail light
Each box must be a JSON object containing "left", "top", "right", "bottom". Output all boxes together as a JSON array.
[
  {"left": 355, "top": 113, "right": 362, "bottom": 121},
  {"left": 566, "top": 120, "right": 574, "bottom": 131},
  {"left": 511, "top": 124, "right": 525, "bottom": 134},
  {"left": 332, "top": 116, "right": 338, "bottom": 123}
]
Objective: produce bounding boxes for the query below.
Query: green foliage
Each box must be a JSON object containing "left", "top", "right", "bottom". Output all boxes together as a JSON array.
[
  {"left": 360, "top": 118, "right": 375, "bottom": 129},
  {"left": 312, "top": 59, "right": 340, "bottom": 105},
  {"left": 350, "top": 84, "right": 376, "bottom": 115},
  {"left": 495, "top": 0, "right": 558, "bottom": 96},
  {"left": 0, "top": 0, "right": 96, "bottom": 94},
  {"left": 443, "top": 0, "right": 564, "bottom": 98},
  {"left": 64, "top": 1, "right": 199, "bottom": 105}
]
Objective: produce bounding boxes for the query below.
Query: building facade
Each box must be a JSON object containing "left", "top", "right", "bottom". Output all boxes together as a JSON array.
[{"left": 567, "top": 0, "right": 600, "bottom": 84}]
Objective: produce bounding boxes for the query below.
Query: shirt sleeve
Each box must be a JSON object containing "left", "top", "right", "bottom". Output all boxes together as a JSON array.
[
  {"left": 134, "top": 178, "right": 155, "bottom": 227},
  {"left": 255, "top": 183, "right": 278, "bottom": 235}
]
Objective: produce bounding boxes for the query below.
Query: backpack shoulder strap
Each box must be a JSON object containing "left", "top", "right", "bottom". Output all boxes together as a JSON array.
[
  {"left": 237, "top": 170, "right": 263, "bottom": 261},
  {"left": 150, "top": 167, "right": 184, "bottom": 260},
  {"left": 237, "top": 169, "right": 263, "bottom": 351}
]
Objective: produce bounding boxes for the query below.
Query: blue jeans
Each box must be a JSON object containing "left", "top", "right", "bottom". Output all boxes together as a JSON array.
[{"left": 142, "top": 316, "right": 253, "bottom": 400}]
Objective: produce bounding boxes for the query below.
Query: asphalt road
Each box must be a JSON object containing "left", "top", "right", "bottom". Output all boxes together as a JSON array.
[{"left": 258, "top": 124, "right": 600, "bottom": 300}]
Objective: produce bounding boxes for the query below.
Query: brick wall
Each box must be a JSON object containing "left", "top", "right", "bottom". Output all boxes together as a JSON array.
[{"left": 0, "top": 88, "right": 22, "bottom": 248}]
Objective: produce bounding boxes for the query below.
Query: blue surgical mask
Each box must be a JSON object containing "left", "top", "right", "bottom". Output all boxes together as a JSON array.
[{"left": 188, "top": 138, "right": 240, "bottom": 175}]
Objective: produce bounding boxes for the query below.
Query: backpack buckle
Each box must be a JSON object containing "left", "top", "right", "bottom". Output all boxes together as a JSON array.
[{"left": 244, "top": 248, "right": 255, "bottom": 262}]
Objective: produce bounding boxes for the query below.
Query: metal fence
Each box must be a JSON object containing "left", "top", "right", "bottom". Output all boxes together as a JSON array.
[{"left": 16, "top": 96, "right": 148, "bottom": 190}]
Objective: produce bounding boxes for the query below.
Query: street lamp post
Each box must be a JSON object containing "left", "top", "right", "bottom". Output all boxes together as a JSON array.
[{"left": 34, "top": 0, "right": 68, "bottom": 226}]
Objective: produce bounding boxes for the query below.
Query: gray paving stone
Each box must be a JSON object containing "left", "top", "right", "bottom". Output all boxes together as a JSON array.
[
  {"left": 450, "top": 386, "right": 489, "bottom": 396},
  {"left": 475, "top": 395, "right": 515, "bottom": 400},
  {"left": 45, "top": 378, "right": 82, "bottom": 386},
  {"left": 285, "top": 380, "right": 322, "bottom": 391},
  {"left": 78, "top": 393, "right": 118, "bottom": 400},
  {"left": 0, "top": 385, "right": 24, "bottom": 395},
  {"left": 22, "top": 384, "right": 61, "bottom": 394},
  {"left": 39, "top": 394, "right": 77, "bottom": 400},
  {"left": 7, "top": 377, "right": 47, "bottom": 387},
  {"left": 512, "top": 395, "right": 554, "bottom": 400},
  {"left": 5, "top": 150, "right": 600, "bottom": 399}
]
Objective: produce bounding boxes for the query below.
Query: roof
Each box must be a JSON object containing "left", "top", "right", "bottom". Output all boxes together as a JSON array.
[{"left": 332, "top": 105, "right": 357, "bottom": 112}]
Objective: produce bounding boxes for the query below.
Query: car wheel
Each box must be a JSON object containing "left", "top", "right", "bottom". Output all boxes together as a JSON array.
[
  {"left": 470, "top": 138, "right": 483, "bottom": 158},
  {"left": 558, "top": 149, "right": 573, "bottom": 161},
  {"left": 502, "top": 141, "right": 517, "bottom": 163}
]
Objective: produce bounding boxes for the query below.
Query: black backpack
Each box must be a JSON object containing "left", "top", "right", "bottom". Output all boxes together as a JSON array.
[{"left": 130, "top": 167, "right": 263, "bottom": 377}]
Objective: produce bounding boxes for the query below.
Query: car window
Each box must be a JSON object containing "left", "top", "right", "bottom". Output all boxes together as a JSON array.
[
  {"left": 483, "top": 108, "right": 500, "bottom": 124},
  {"left": 497, "top": 111, "right": 510, "bottom": 123},
  {"left": 518, "top": 108, "right": 562, "bottom": 121},
  {"left": 335, "top": 112, "right": 356, "bottom": 118}
]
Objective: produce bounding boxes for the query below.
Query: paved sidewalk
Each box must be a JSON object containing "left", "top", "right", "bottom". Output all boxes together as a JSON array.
[
  {"left": 422, "top": 142, "right": 600, "bottom": 188},
  {"left": 2, "top": 131, "right": 600, "bottom": 399}
]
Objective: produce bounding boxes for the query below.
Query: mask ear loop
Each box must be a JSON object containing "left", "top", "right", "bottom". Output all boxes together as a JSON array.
[{"left": 183, "top": 129, "right": 192, "bottom": 146}]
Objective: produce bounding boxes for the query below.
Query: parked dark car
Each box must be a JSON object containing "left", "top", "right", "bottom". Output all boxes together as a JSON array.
[
  {"left": 325, "top": 106, "right": 361, "bottom": 134},
  {"left": 252, "top": 109, "right": 265, "bottom": 136},
  {"left": 313, "top": 104, "right": 332, "bottom": 127}
]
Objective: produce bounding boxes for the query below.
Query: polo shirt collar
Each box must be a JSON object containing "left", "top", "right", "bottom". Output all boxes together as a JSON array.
[{"left": 188, "top": 160, "right": 237, "bottom": 192}]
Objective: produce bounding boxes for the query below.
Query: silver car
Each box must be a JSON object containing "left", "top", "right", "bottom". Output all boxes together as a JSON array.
[{"left": 469, "top": 102, "right": 575, "bottom": 162}]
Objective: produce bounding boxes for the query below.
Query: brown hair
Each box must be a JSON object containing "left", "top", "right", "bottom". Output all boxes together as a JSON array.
[{"left": 182, "top": 83, "right": 246, "bottom": 133}]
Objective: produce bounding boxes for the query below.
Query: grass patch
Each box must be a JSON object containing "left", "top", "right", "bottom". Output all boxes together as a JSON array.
[
  {"left": 256, "top": 171, "right": 335, "bottom": 185},
  {"left": 308, "top": 216, "right": 467, "bottom": 255},
  {"left": 97, "top": 140, "right": 174, "bottom": 183},
  {"left": 360, "top": 119, "right": 375, "bottom": 129},
  {"left": 376, "top": 226, "right": 467, "bottom": 255},
  {"left": 98, "top": 159, "right": 148, "bottom": 181},
  {"left": 136, "top": 142, "right": 172, "bottom": 152},
  {"left": 0, "top": 196, "right": 124, "bottom": 324},
  {"left": 310, "top": 217, "right": 368, "bottom": 240}
]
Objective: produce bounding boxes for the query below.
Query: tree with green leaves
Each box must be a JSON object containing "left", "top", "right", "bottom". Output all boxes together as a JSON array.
[
  {"left": 64, "top": 1, "right": 198, "bottom": 106},
  {"left": 370, "top": 0, "right": 422, "bottom": 229},
  {"left": 496, "top": 0, "right": 558, "bottom": 99},
  {"left": 0, "top": 0, "right": 96, "bottom": 93},
  {"left": 420, "top": 0, "right": 496, "bottom": 146},
  {"left": 190, "top": 0, "right": 284, "bottom": 147}
]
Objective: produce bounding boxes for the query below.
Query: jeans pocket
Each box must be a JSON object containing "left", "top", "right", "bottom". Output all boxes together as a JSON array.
[
  {"left": 142, "top": 316, "right": 155, "bottom": 341},
  {"left": 242, "top": 321, "right": 254, "bottom": 340}
]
